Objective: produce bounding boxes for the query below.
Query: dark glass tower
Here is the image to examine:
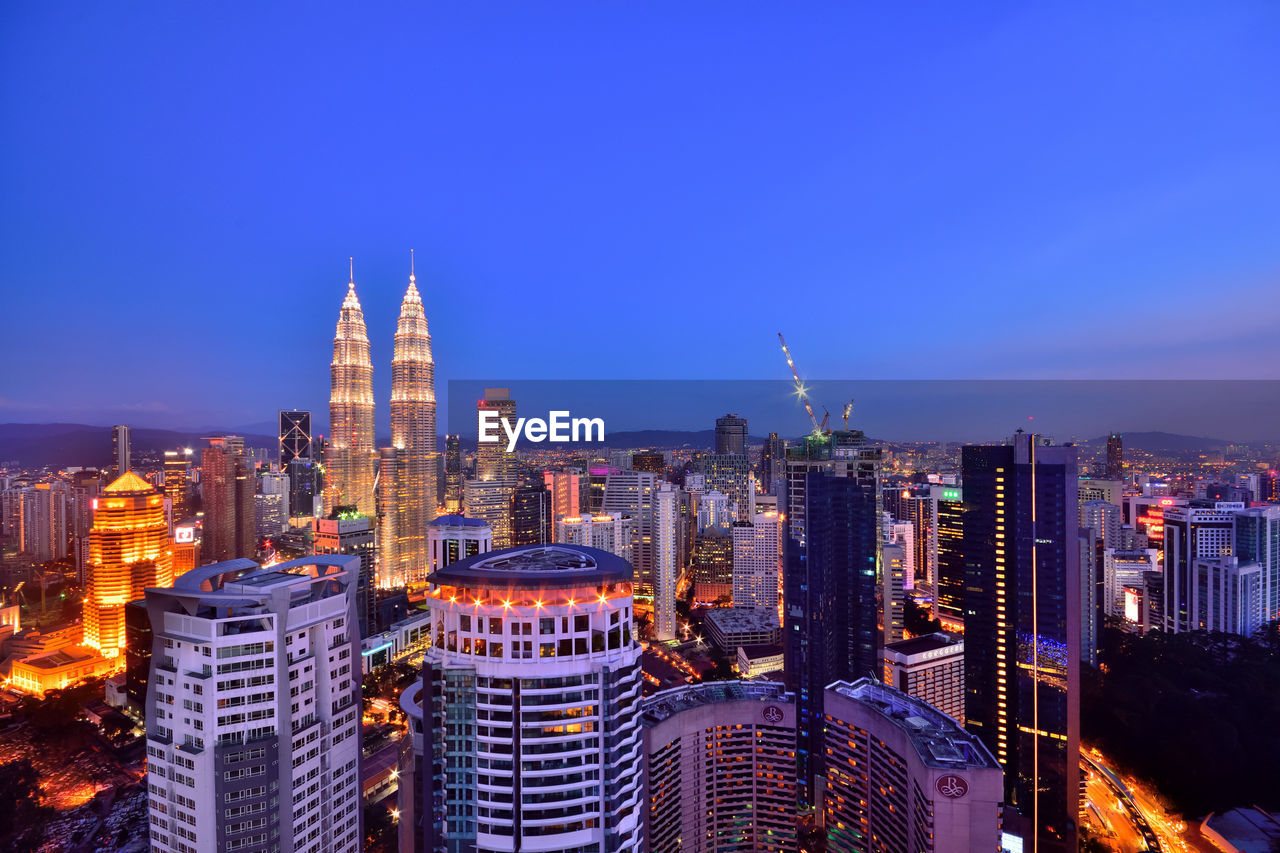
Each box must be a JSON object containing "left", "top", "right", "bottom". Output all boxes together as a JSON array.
[
  {"left": 714, "top": 412, "right": 748, "bottom": 456},
  {"left": 444, "top": 433, "right": 462, "bottom": 512},
  {"left": 511, "top": 481, "right": 552, "bottom": 546},
  {"left": 935, "top": 484, "right": 965, "bottom": 622},
  {"left": 1105, "top": 432, "right": 1123, "bottom": 480},
  {"left": 783, "top": 470, "right": 880, "bottom": 806},
  {"left": 280, "top": 411, "right": 317, "bottom": 518},
  {"left": 962, "top": 433, "right": 1080, "bottom": 852}
]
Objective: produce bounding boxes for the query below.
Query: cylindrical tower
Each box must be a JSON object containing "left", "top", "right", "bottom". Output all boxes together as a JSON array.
[
  {"left": 403, "top": 544, "right": 643, "bottom": 853},
  {"left": 327, "top": 263, "right": 376, "bottom": 516}
]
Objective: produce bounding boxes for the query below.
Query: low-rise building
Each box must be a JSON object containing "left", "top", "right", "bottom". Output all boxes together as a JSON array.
[{"left": 703, "top": 606, "right": 780, "bottom": 653}]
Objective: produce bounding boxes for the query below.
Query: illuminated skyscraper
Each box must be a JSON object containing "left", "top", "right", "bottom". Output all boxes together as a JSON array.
[
  {"left": 201, "top": 436, "right": 255, "bottom": 563},
  {"left": 654, "top": 482, "right": 678, "bottom": 641},
  {"left": 83, "top": 473, "right": 172, "bottom": 657},
  {"left": 112, "top": 424, "right": 131, "bottom": 478},
  {"left": 1105, "top": 432, "right": 1123, "bottom": 480},
  {"left": 382, "top": 254, "right": 438, "bottom": 585},
  {"left": 511, "top": 480, "right": 552, "bottom": 546},
  {"left": 443, "top": 433, "right": 462, "bottom": 512},
  {"left": 162, "top": 449, "right": 192, "bottom": 522},
  {"left": 327, "top": 261, "right": 376, "bottom": 516},
  {"left": 472, "top": 389, "right": 517, "bottom": 547},
  {"left": 962, "top": 433, "right": 1080, "bottom": 852}
]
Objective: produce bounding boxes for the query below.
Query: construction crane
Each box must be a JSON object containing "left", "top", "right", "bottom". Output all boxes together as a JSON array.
[
  {"left": 842, "top": 399, "right": 854, "bottom": 430},
  {"left": 777, "top": 333, "right": 824, "bottom": 435}
]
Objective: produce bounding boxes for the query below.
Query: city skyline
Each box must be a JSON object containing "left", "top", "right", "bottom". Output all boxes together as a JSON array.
[{"left": 4, "top": 4, "right": 1280, "bottom": 430}]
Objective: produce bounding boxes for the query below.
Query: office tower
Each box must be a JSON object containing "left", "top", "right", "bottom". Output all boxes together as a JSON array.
[
  {"left": 1259, "top": 469, "right": 1279, "bottom": 503},
  {"left": 382, "top": 257, "right": 439, "bottom": 585},
  {"left": 882, "top": 540, "right": 907, "bottom": 645},
  {"left": 475, "top": 388, "right": 516, "bottom": 482},
  {"left": 511, "top": 481, "right": 552, "bottom": 546},
  {"left": 642, "top": 682, "right": 797, "bottom": 853},
  {"left": 1105, "top": 432, "right": 1123, "bottom": 480},
  {"left": 327, "top": 264, "right": 376, "bottom": 516},
  {"left": 1078, "top": 527, "right": 1099, "bottom": 668},
  {"left": 883, "top": 632, "right": 965, "bottom": 722},
  {"left": 426, "top": 515, "right": 492, "bottom": 571},
  {"left": 1162, "top": 503, "right": 1237, "bottom": 633},
  {"left": 700, "top": 453, "right": 752, "bottom": 520},
  {"left": 602, "top": 469, "right": 659, "bottom": 595},
  {"left": 278, "top": 410, "right": 312, "bottom": 466},
  {"left": 557, "top": 512, "right": 636, "bottom": 564},
  {"left": 961, "top": 433, "right": 1080, "bottom": 852},
  {"left": 1103, "top": 549, "right": 1158, "bottom": 618},
  {"left": 714, "top": 412, "right": 748, "bottom": 456},
  {"left": 761, "top": 432, "right": 786, "bottom": 495},
  {"left": 824, "top": 679, "right": 1003, "bottom": 853},
  {"left": 83, "top": 473, "right": 173, "bottom": 656},
  {"left": 691, "top": 527, "right": 733, "bottom": 603},
  {"left": 163, "top": 449, "right": 192, "bottom": 522},
  {"left": 112, "top": 424, "right": 131, "bottom": 478},
  {"left": 201, "top": 436, "right": 256, "bottom": 563},
  {"left": 886, "top": 518, "right": 916, "bottom": 588},
  {"left": 258, "top": 471, "right": 290, "bottom": 526},
  {"left": 20, "top": 482, "right": 69, "bottom": 563},
  {"left": 144, "top": 556, "right": 363, "bottom": 853},
  {"left": 70, "top": 474, "right": 102, "bottom": 584},
  {"left": 892, "top": 486, "right": 935, "bottom": 592},
  {"left": 934, "top": 485, "right": 964, "bottom": 623},
  {"left": 1185, "top": 556, "right": 1265, "bottom": 636},
  {"left": 1235, "top": 505, "right": 1280, "bottom": 622},
  {"left": 172, "top": 524, "right": 200, "bottom": 575},
  {"left": 654, "top": 483, "right": 678, "bottom": 641},
  {"left": 731, "top": 510, "right": 781, "bottom": 612},
  {"left": 784, "top": 471, "right": 880, "bottom": 805},
  {"left": 610, "top": 449, "right": 634, "bottom": 471},
  {"left": 402, "top": 545, "right": 643, "bottom": 853},
  {"left": 444, "top": 434, "right": 462, "bottom": 512},
  {"left": 543, "top": 469, "right": 582, "bottom": 520},
  {"left": 783, "top": 429, "right": 882, "bottom": 550},
  {"left": 587, "top": 464, "right": 613, "bottom": 512},
  {"left": 1078, "top": 478, "right": 1123, "bottom": 508},
  {"left": 463, "top": 479, "right": 518, "bottom": 550},
  {"left": 631, "top": 450, "right": 664, "bottom": 474},
  {"left": 683, "top": 472, "right": 706, "bottom": 497},
  {"left": 123, "top": 598, "right": 151, "bottom": 714},
  {"left": 285, "top": 457, "right": 318, "bottom": 519},
  {"left": 313, "top": 507, "right": 377, "bottom": 638},
  {"left": 695, "top": 489, "right": 730, "bottom": 532},
  {"left": 1080, "top": 499, "right": 1122, "bottom": 550}
]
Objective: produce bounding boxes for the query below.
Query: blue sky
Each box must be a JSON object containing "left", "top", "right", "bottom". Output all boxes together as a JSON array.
[{"left": 2, "top": 3, "right": 1278, "bottom": 434}]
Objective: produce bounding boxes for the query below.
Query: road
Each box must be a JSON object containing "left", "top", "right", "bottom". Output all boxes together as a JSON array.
[{"left": 1081, "top": 749, "right": 1215, "bottom": 853}]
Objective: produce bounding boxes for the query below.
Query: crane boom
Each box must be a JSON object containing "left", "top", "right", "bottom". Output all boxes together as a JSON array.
[{"left": 778, "top": 333, "right": 821, "bottom": 433}]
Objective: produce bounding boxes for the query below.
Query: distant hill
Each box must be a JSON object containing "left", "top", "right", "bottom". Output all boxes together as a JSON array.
[
  {"left": 0, "top": 423, "right": 275, "bottom": 469},
  {"left": 1083, "top": 431, "right": 1235, "bottom": 451}
]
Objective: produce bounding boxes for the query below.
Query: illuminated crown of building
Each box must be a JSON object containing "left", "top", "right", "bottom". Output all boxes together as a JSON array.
[{"left": 327, "top": 259, "right": 376, "bottom": 516}]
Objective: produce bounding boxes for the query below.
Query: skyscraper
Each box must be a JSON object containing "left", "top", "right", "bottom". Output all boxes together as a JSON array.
[
  {"left": 426, "top": 514, "right": 492, "bottom": 571},
  {"left": 83, "top": 473, "right": 173, "bottom": 657},
  {"left": 382, "top": 254, "right": 438, "bottom": 586},
  {"left": 1105, "top": 432, "right": 1123, "bottom": 480},
  {"left": 327, "top": 262, "right": 376, "bottom": 516},
  {"left": 602, "top": 469, "right": 659, "bottom": 596},
  {"left": 1162, "top": 502, "right": 1238, "bottom": 633},
  {"left": 731, "top": 510, "right": 781, "bottom": 612},
  {"left": 761, "top": 432, "right": 786, "bottom": 495},
  {"left": 401, "top": 545, "right": 643, "bottom": 852},
  {"left": 962, "top": 433, "right": 1080, "bottom": 852},
  {"left": 934, "top": 484, "right": 965, "bottom": 623},
  {"left": 201, "top": 436, "right": 256, "bottom": 563},
  {"left": 112, "top": 424, "right": 131, "bottom": 478},
  {"left": 314, "top": 507, "right": 377, "bottom": 638},
  {"left": 511, "top": 480, "right": 552, "bottom": 546},
  {"left": 714, "top": 412, "right": 748, "bottom": 456},
  {"left": 654, "top": 482, "right": 678, "bottom": 641},
  {"left": 162, "top": 448, "right": 192, "bottom": 522},
  {"left": 443, "top": 433, "right": 462, "bottom": 513},
  {"left": 279, "top": 410, "right": 318, "bottom": 518},
  {"left": 784, "top": 470, "right": 880, "bottom": 805},
  {"left": 475, "top": 387, "right": 516, "bottom": 482},
  {"left": 19, "top": 482, "right": 69, "bottom": 563},
  {"left": 144, "top": 556, "right": 363, "bottom": 853},
  {"left": 543, "top": 469, "right": 582, "bottom": 521},
  {"left": 700, "top": 452, "right": 752, "bottom": 520}
]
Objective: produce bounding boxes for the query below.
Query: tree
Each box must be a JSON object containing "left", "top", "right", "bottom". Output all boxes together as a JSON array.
[{"left": 0, "top": 759, "right": 53, "bottom": 853}]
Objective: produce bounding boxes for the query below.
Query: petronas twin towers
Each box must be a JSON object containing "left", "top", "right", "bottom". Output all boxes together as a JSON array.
[{"left": 327, "top": 255, "right": 437, "bottom": 586}]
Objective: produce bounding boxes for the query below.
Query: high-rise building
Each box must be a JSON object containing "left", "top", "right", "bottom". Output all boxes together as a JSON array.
[
  {"left": 883, "top": 632, "right": 965, "bottom": 722},
  {"left": 695, "top": 489, "right": 731, "bottom": 532},
  {"left": 934, "top": 484, "right": 964, "bottom": 624},
  {"left": 700, "top": 453, "right": 752, "bottom": 521},
  {"left": 123, "top": 598, "right": 151, "bottom": 714},
  {"left": 602, "top": 469, "right": 659, "bottom": 595},
  {"left": 327, "top": 263, "right": 376, "bottom": 516},
  {"left": 464, "top": 479, "right": 517, "bottom": 550},
  {"left": 1162, "top": 503, "right": 1238, "bottom": 633},
  {"left": 557, "top": 512, "right": 635, "bottom": 563},
  {"left": 1103, "top": 548, "right": 1159, "bottom": 618},
  {"left": 1105, "top": 432, "right": 1123, "bottom": 480},
  {"left": 382, "top": 256, "right": 438, "bottom": 585},
  {"left": 1185, "top": 555, "right": 1265, "bottom": 636},
  {"left": 401, "top": 545, "right": 643, "bottom": 853},
  {"left": 443, "top": 434, "right": 462, "bottom": 513},
  {"left": 784, "top": 470, "right": 880, "bottom": 805},
  {"left": 543, "top": 469, "right": 582, "bottom": 521},
  {"left": 163, "top": 449, "right": 192, "bottom": 522},
  {"left": 760, "top": 432, "right": 787, "bottom": 495},
  {"left": 630, "top": 450, "right": 663, "bottom": 474},
  {"left": 653, "top": 483, "right": 678, "bottom": 642},
  {"left": 1078, "top": 527, "right": 1099, "bottom": 668},
  {"left": 112, "top": 424, "right": 131, "bottom": 478},
  {"left": 20, "top": 482, "right": 69, "bottom": 563},
  {"left": 1235, "top": 505, "right": 1280, "bottom": 622},
  {"left": 313, "top": 507, "right": 377, "bottom": 638},
  {"left": 731, "top": 510, "right": 781, "bottom": 612},
  {"left": 426, "top": 515, "right": 492, "bottom": 572},
  {"left": 714, "top": 413, "right": 748, "bottom": 456},
  {"left": 691, "top": 527, "right": 733, "bottom": 603},
  {"left": 144, "top": 556, "right": 363, "bottom": 853},
  {"left": 285, "top": 457, "right": 318, "bottom": 519},
  {"left": 278, "top": 410, "right": 312, "bottom": 466},
  {"left": 83, "top": 473, "right": 173, "bottom": 657},
  {"left": 823, "top": 679, "right": 1003, "bottom": 853},
  {"left": 642, "top": 682, "right": 797, "bottom": 852},
  {"left": 961, "top": 433, "right": 1080, "bottom": 852},
  {"left": 475, "top": 388, "right": 517, "bottom": 483},
  {"left": 201, "top": 436, "right": 256, "bottom": 563},
  {"left": 882, "top": 540, "right": 907, "bottom": 645},
  {"left": 511, "top": 481, "right": 552, "bottom": 546}
]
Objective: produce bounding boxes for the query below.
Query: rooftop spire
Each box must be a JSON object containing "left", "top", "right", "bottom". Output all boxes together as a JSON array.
[
  {"left": 410, "top": 248, "right": 415, "bottom": 283},
  {"left": 349, "top": 256, "right": 355, "bottom": 285}
]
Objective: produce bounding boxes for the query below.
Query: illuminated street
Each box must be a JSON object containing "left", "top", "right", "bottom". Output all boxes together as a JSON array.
[{"left": 1082, "top": 749, "right": 1216, "bottom": 853}]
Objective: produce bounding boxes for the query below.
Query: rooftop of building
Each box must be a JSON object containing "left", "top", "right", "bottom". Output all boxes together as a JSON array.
[
  {"left": 103, "top": 472, "right": 154, "bottom": 493},
  {"left": 828, "top": 678, "right": 999, "bottom": 770},
  {"left": 884, "top": 632, "right": 963, "bottom": 657},
  {"left": 641, "top": 680, "right": 790, "bottom": 724},
  {"left": 737, "top": 643, "right": 783, "bottom": 658},
  {"left": 20, "top": 646, "right": 104, "bottom": 670},
  {"left": 429, "top": 514, "right": 491, "bottom": 528},
  {"left": 429, "top": 544, "right": 631, "bottom": 588},
  {"left": 704, "top": 606, "right": 781, "bottom": 633},
  {"left": 1201, "top": 807, "right": 1280, "bottom": 853}
]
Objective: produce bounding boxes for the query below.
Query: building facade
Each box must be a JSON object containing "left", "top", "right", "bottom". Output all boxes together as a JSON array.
[{"left": 882, "top": 633, "right": 964, "bottom": 723}]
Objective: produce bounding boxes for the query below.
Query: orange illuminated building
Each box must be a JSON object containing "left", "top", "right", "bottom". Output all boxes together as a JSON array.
[{"left": 82, "top": 473, "right": 173, "bottom": 657}]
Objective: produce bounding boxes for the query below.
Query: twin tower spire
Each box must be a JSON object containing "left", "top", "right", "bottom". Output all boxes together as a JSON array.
[{"left": 328, "top": 254, "right": 437, "bottom": 586}]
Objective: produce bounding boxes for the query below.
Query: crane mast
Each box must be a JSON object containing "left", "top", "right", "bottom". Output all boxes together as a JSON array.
[{"left": 777, "top": 333, "right": 822, "bottom": 434}]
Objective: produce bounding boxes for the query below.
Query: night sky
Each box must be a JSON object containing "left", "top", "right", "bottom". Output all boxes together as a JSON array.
[{"left": 3, "top": 4, "right": 1279, "bottom": 437}]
